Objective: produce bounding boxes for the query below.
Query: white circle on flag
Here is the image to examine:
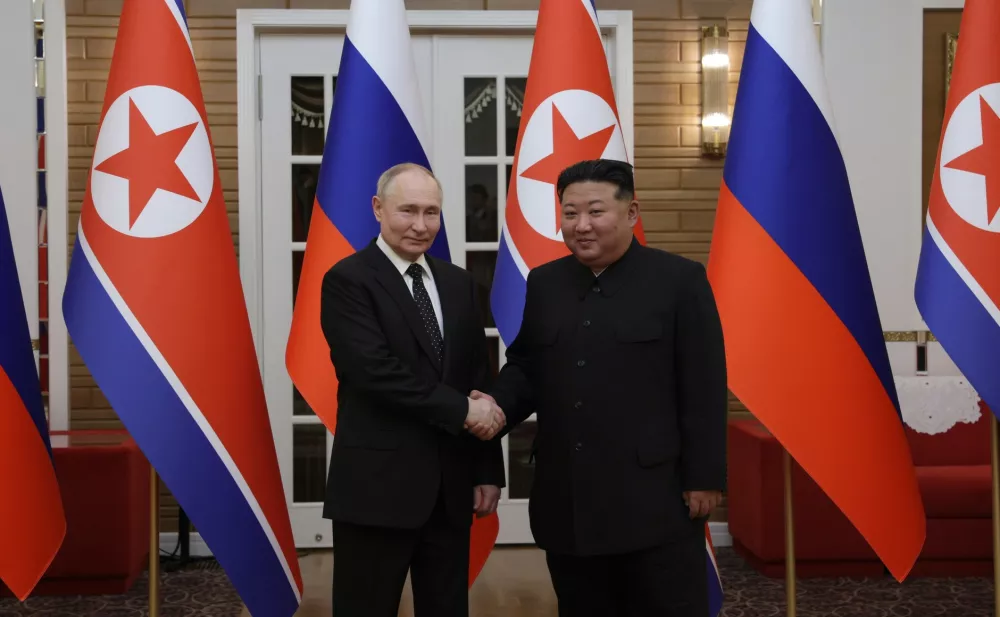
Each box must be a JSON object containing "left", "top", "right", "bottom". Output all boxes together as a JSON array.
[
  {"left": 90, "top": 85, "right": 214, "bottom": 238},
  {"left": 515, "top": 89, "right": 627, "bottom": 241},
  {"left": 939, "top": 82, "right": 1000, "bottom": 232}
]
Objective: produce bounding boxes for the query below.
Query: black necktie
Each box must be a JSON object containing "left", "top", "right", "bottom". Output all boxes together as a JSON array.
[{"left": 406, "top": 263, "right": 443, "bottom": 362}]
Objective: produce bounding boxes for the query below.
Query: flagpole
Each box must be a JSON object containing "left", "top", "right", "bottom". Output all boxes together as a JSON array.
[
  {"left": 991, "top": 415, "right": 999, "bottom": 614},
  {"left": 783, "top": 449, "right": 797, "bottom": 617},
  {"left": 149, "top": 467, "right": 160, "bottom": 617}
]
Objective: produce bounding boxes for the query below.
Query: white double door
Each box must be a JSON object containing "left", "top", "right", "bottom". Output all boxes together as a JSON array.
[{"left": 258, "top": 29, "right": 613, "bottom": 548}]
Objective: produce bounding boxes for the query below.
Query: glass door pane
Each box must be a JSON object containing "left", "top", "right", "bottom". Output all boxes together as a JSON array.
[{"left": 433, "top": 35, "right": 537, "bottom": 544}]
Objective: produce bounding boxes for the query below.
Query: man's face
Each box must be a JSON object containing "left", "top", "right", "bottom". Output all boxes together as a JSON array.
[
  {"left": 373, "top": 169, "right": 442, "bottom": 261},
  {"left": 560, "top": 180, "right": 638, "bottom": 270}
]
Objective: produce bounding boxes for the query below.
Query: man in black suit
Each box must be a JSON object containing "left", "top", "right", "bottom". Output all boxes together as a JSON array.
[
  {"left": 476, "top": 159, "right": 728, "bottom": 616},
  {"left": 319, "top": 162, "right": 506, "bottom": 617}
]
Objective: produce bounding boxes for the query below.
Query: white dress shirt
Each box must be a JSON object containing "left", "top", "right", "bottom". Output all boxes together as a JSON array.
[{"left": 376, "top": 235, "right": 444, "bottom": 337}]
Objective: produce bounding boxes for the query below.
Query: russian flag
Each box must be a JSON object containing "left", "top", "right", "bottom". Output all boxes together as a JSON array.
[
  {"left": 0, "top": 185, "right": 66, "bottom": 601},
  {"left": 706, "top": 0, "right": 926, "bottom": 581},
  {"left": 61, "top": 0, "right": 303, "bottom": 614},
  {"left": 283, "top": 0, "right": 498, "bottom": 583},
  {"left": 284, "top": 0, "right": 449, "bottom": 431},
  {"left": 915, "top": 0, "right": 1000, "bottom": 419}
]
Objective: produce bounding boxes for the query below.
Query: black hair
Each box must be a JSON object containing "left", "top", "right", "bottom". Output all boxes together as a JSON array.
[{"left": 556, "top": 159, "right": 635, "bottom": 202}]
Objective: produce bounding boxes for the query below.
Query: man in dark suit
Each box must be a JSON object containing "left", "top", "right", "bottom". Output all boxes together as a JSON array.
[
  {"left": 476, "top": 159, "right": 728, "bottom": 616},
  {"left": 319, "top": 162, "right": 506, "bottom": 617}
]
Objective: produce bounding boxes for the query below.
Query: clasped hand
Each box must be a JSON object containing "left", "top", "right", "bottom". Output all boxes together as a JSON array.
[
  {"left": 465, "top": 390, "right": 504, "bottom": 440},
  {"left": 683, "top": 490, "right": 722, "bottom": 519}
]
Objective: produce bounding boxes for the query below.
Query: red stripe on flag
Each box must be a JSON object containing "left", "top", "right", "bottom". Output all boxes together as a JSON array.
[
  {"left": 707, "top": 181, "right": 925, "bottom": 580},
  {"left": 286, "top": 202, "right": 356, "bottom": 430},
  {"left": 0, "top": 367, "right": 65, "bottom": 600},
  {"left": 469, "top": 513, "right": 499, "bottom": 587}
]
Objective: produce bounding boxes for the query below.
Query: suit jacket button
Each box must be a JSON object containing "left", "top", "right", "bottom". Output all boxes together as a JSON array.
[
  {"left": 583, "top": 320, "right": 591, "bottom": 327},
  {"left": 592, "top": 286, "right": 600, "bottom": 293},
  {"left": 575, "top": 442, "right": 583, "bottom": 450},
  {"left": 574, "top": 401, "right": 583, "bottom": 409},
  {"left": 577, "top": 360, "right": 585, "bottom": 367}
]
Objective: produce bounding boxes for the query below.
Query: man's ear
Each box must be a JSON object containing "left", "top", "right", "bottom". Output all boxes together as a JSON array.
[
  {"left": 372, "top": 195, "right": 383, "bottom": 222},
  {"left": 627, "top": 200, "right": 640, "bottom": 227}
]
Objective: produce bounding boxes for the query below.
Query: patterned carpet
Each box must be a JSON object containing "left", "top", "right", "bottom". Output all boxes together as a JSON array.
[
  {"left": 0, "top": 559, "right": 243, "bottom": 617},
  {"left": 714, "top": 549, "right": 995, "bottom": 617},
  {"left": 0, "top": 548, "right": 993, "bottom": 616}
]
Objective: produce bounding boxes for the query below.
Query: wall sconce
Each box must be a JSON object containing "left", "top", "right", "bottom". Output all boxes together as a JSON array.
[{"left": 701, "top": 24, "right": 731, "bottom": 158}]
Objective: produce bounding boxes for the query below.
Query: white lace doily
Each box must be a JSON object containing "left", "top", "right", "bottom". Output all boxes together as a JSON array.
[{"left": 894, "top": 376, "right": 982, "bottom": 435}]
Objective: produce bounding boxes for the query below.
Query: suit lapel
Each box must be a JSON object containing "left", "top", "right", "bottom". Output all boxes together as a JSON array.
[
  {"left": 360, "top": 242, "right": 442, "bottom": 372},
  {"left": 427, "top": 256, "right": 463, "bottom": 378}
]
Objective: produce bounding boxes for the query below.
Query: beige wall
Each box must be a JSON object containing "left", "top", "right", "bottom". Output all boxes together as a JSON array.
[{"left": 65, "top": 0, "right": 751, "bottom": 526}]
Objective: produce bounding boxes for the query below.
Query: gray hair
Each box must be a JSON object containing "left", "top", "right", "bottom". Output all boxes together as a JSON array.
[{"left": 376, "top": 162, "right": 443, "bottom": 201}]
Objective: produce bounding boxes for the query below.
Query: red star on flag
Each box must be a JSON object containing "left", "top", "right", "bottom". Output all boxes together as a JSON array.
[
  {"left": 945, "top": 95, "right": 1000, "bottom": 224},
  {"left": 520, "top": 103, "right": 616, "bottom": 233},
  {"left": 95, "top": 98, "right": 201, "bottom": 229}
]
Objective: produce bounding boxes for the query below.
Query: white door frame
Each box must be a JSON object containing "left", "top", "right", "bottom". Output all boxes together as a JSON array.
[
  {"left": 236, "top": 8, "right": 634, "bottom": 361},
  {"left": 236, "top": 7, "right": 633, "bottom": 547},
  {"left": 44, "top": 0, "right": 70, "bottom": 433}
]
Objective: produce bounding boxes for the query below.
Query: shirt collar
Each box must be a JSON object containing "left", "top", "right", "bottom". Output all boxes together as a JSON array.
[
  {"left": 575, "top": 236, "right": 639, "bottom": 299},
  {"left": 376, "top": 234, "right": 434, "bottom": 281}
]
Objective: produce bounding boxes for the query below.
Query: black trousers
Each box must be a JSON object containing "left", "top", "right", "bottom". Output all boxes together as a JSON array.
[
  {"left": 545, "top": 522, "right": 709, "bottom": 617},
  {"left": 331, "top": 491, "right": 470, "bottom": 617}
]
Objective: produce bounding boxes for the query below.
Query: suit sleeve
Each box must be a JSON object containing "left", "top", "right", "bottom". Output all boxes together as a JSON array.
[
  {"left": 320, "top": 266, "right": 468, "bottom": 435},
  {"left": 489, "top": 270, "right": 540, "bottom": 436},
  {"left": 469, "top": 281, "right": 507, "bottom": 488},
  {"left": 675, "top": 262, "right": 728, "bottom": 492}
]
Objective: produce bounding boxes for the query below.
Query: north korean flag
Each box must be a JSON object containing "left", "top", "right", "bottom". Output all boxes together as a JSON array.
[
  {"left": 62, "top": 1, "right": 303, "bottom": 614},
  {"left": 915, "top": 0, "right": 1000, "bottom": 420},
  {"left": 490, "top": 0, "right": 645, "bottom": 346}
]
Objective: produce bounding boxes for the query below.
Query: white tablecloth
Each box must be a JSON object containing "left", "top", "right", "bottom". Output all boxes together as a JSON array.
[{"left": 894, "top": 376, "right": 982, "bottom": 435}]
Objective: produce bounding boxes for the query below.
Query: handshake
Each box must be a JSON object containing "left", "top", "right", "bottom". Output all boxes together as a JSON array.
[{"left": 465, "top": 390, "right": 505, "bottom": 440}]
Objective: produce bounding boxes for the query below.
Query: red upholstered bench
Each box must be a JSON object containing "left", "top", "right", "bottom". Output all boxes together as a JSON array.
[
  {"left": 0, "top": 430, "right": 151, "bottom": 597},
  {"left": 904, "top": 408, "right": 992, "bottom": 577},
  {"left": 727, "top": 411, "right": 992, "bottom": 578}
]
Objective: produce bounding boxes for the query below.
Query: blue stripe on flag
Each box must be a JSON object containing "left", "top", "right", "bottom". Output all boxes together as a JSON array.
[
  {"left": 707, "top": 553, "right": 723, "bottom": 616},
  {"left": 317, "top": 35, "right": 449, "bottom": 261},
  {"left": 490, "top": 233, "right": 528, "bottom": 346},
  {"left": 0, "top": 188, "right": 50, "bottom": 457},
  {"left": 62, "top": 242, "right": 299, "bottom": 617},
  {"left": 915, "top": 227, "right": 1000, "bottom": 417},
  {"left": 723, "top": 24, "right": 897, "bottom": 414}
]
